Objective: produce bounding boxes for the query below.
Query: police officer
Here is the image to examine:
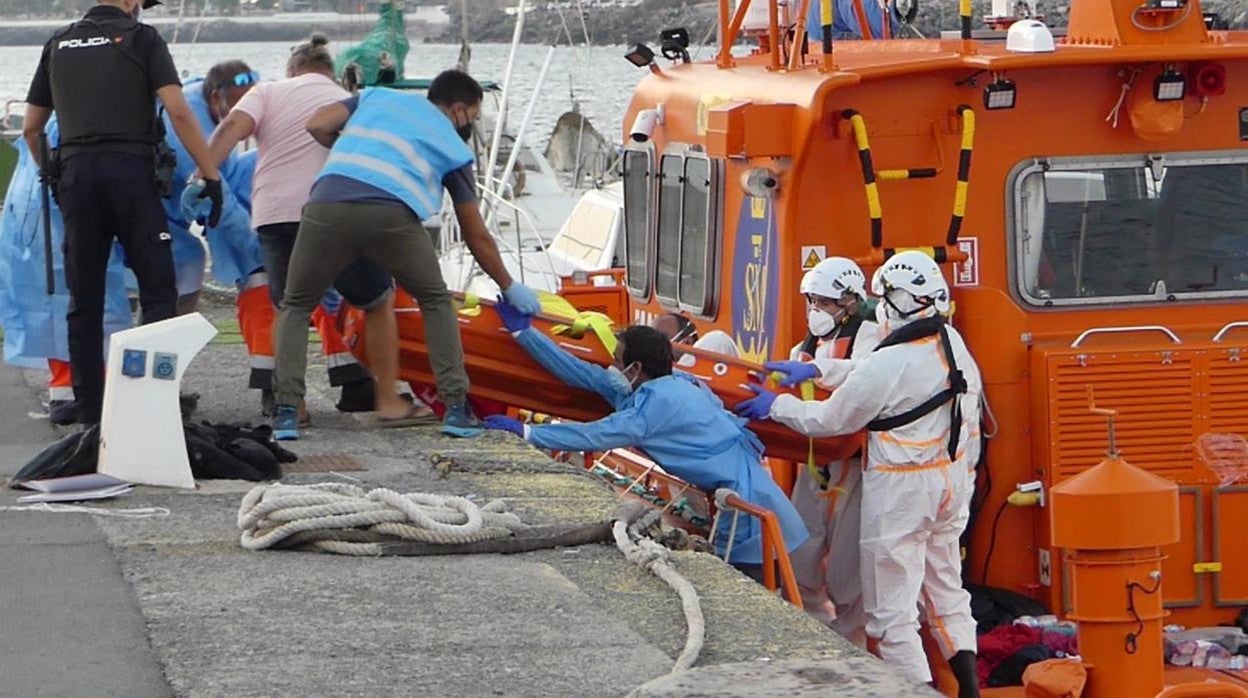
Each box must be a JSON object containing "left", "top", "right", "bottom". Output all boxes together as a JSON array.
[{"left": 22, "top": 0, "right": 223, "bottom": 426}]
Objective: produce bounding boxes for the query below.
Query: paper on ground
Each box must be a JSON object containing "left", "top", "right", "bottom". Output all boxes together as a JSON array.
[
  {"left": 12, "top": 473, "right": 130, "bottom": 493},
  {"left": 17, "top": 484, "right": 134, "bottom": 504}
]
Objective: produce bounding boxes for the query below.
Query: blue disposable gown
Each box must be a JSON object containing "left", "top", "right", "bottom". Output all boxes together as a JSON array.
[
  {"left": 514, "top": 328, "right": 809, "bottom": 565},
  {"left": 806, "top": 0, "right": 901, "bottom": 40},
  {"left": 0, "top": 116, "right": 132, "bottom": 368},
  {"left": 161, "top": 79, "right": 262, "bottom": 289}
]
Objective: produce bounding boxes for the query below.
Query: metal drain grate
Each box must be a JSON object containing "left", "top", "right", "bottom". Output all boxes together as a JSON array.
[{"left": 283, "top": 453, "right": 366, "bottom": 473}]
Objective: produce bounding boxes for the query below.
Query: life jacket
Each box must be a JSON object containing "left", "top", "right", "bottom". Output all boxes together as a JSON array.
[
  {"left": 316, "top": 87, "right": 473, "bottom": 220},
  {"left": 865, "top": 315, "right": 968, "bottom": 460}
]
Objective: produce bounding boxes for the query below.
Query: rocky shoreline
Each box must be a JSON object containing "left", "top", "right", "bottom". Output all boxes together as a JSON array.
[
  {"left": 439, "top": 0, "right": 719, "bottom": 47},
  {"left": 0, "top": 16, "right": 441, "bottom": 47},
  {"left": 0, "top": 1, "right": 718, "bottom": 48}
]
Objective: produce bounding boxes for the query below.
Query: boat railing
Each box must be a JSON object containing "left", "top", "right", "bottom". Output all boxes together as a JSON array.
[
  {"left": 442, "top": 186, "right": 563, "bottom": 292},
  {"left": 712, "top": 488, "right": 803, "bottom": 607},
  {"left": 3, "top": 100, "right": 25, "bottom": 132}
]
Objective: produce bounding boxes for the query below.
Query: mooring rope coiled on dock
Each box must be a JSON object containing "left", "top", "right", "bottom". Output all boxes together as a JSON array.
[
  {"left": 236, "top": 483, "right": 527, "bottom": 555},
  {"left": 611, "top": 516, "right": 706, "bottom": 673},
  {"left": 238, "top": 483, "right": 705, "bottom": 670}
]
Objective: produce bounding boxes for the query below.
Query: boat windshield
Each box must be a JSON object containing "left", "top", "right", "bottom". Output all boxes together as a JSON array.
[{"left": 1013, "top": 153, "right": 1248, "bottom": 306}]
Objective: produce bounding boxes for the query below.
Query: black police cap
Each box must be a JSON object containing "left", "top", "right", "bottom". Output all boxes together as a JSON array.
[{"left": 142, "top": 0, "right": 163, "bottom": 8}]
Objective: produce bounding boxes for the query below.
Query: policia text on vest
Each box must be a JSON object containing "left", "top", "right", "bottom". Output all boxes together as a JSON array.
[{"left": 22, "top": 0, "right": 224, "bottom": 426}]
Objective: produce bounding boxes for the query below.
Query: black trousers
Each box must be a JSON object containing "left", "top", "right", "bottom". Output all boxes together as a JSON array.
[{"left": 58, "top": 151, "right": 176, "bottom": 423}]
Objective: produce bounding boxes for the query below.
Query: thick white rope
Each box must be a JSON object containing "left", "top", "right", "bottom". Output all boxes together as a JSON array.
[
  {"left": 612, "top": 520, "right": 705, "bottom": 673},
  {"left": 0, "top": 504, "right": 170, "bottom": 518},
  {"left": 237, "top": 483, "right": 525, "bottom": 555}
]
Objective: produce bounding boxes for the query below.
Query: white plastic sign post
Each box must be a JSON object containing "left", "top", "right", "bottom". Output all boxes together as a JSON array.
[{"left": 97, "top": 313, "right": 217, "bottom": 489}]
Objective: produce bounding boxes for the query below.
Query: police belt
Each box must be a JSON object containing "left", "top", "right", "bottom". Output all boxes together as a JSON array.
[
  {"left": 58, "top": 139, "right": 157, "bottom": 159},
  {"left": 865, "top": 315, "right": 967, "bottom": 460}
]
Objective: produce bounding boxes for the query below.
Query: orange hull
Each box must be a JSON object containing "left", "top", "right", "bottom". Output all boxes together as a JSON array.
[{"left": 342, "top": 290, "right": 863, "bottom": 466}]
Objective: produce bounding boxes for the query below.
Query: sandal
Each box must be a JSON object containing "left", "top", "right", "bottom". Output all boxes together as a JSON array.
[{"left": 356, "top": 404, "right": 438, "bottom": 429}]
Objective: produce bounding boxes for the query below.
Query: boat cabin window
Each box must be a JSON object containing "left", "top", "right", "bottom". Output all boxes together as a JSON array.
[
  {"left": 653, "top": 151, "right": 719, "bottom": 314},
  {"left": 679, "top": 157, "right": 712, "bottom": 311},
  {"left": 655, "top": 155, "right": 684, "bottom": 302},
  {"left": 622, "top": 149, "right": 652, "bottom": 296},
  {"left": 1013, "top": 154, "right": 1248, "bottom": 306}
]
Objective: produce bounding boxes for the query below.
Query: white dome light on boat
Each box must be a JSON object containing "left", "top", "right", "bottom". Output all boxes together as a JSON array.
[{"left": 1005, "top": 19, "right": 1056, "bottom": 52}]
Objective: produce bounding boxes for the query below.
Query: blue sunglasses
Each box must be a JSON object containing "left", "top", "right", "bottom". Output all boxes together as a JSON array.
[{"left": 232, "top": 71, "right": 260, "bottom": 87}]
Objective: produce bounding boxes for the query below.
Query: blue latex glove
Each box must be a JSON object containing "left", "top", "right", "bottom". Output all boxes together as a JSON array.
[
  {"left": 180, "top": 180, "right": 210, "bottom": 223},
  {"left": 502, "top": 281, "right": 541, "bottom": 315},
  {"left": 320, "top": 288, "right": 343, "bottom": 316},
  {"left": 495, "top": 296, "right": 532, "bottom": 333},
  {"left": 763, "top": 360, "right": 821, "bottom": 387},
  {"left": 484, "top": 415, "right": 525, "bottom": 437},
  {"left": 734, "top": 384, "right": 778, "bottom": 421}
]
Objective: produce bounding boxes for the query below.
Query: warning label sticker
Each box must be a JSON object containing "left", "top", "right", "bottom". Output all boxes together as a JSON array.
[
  {"left": 953, "top": 237, "right": 979, "bottom": 287},
  {"left": 800, "top": 245, "right": 826, "bottom": 270}
]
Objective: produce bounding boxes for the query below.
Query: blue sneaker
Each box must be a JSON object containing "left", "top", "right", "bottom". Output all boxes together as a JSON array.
[
  {"left": 272, "top": 404, "right": 300, "bottom": 441},
  {"left": 440, "top": 402, "right": 483, "bottom": 438}
]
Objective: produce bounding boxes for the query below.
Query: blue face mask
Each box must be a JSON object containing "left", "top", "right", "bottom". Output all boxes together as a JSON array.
[{"left": 606, "top": 363, "right": 640, "bottom": 395}]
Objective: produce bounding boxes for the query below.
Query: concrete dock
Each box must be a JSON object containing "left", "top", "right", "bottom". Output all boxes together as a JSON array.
[{"left": 0, "top": 304, "right": 935, "bottom": 697}]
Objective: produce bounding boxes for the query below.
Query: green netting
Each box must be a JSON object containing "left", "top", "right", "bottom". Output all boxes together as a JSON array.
[{"left": 335, "top": 1, "right": 410, "bottom": 87}]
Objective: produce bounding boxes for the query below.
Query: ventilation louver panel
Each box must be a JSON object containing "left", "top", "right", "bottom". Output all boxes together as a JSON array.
[{"left": 1048, "top": 353, "right": 1196, "bottom": 480}]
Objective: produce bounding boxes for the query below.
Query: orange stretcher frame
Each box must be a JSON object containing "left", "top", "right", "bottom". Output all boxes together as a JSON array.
[{"left": 342, "top": 290, "right": 864, "bottom": 465}]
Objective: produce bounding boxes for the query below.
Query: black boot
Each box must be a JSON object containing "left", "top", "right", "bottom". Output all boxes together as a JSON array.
[
  {"left": 335, "top": 378, "right": 376, "bottom": 413},
  {"left": 948, "top": 650, "right": 980, "bottom": 698},
  {"left": 49, "top": 399, "right": 79, "bottom": 425},
  {"left": 179, "top": 392, "right": 200, "bottom": 419},
  {"left": 260, "top": 390, "right": 276, "bottom": 417}
]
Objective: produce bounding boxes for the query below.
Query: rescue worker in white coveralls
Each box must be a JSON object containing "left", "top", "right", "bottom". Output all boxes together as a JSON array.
[
  {"left": 760, "top": 257, "right": 881, "bottom": 645},
  {"left": 735, "top": 250, "right": 982, "bottom": 697}
]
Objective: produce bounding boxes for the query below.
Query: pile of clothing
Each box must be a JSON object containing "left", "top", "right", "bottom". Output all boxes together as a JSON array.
[
  {"left": 1165, "top": 626, "right": 1248, "bottom": 670},
  {"left": 9, "top": 421, "right": 295, "bottom": 486},
  {"left": 977, "top": 615, "right": 1079, "bottom": 687}
]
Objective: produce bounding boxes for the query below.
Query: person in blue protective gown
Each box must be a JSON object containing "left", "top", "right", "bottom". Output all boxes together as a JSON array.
[
  {"left": 0, "top": 114, "right": 132, "bottom": 424},
  {"left": 483, "top": 298, "right": 809, "bottom": 579},
  {"left": 806, "top": 0, "right": 903, "bottom": 40},
  {"left": 168, "top": 60, "right": 374, "bottom": 416}
]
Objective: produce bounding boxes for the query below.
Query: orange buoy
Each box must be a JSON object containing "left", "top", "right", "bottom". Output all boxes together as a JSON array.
[{"left": 1049, "top": 391, "right": 1180, "bottom": 698}]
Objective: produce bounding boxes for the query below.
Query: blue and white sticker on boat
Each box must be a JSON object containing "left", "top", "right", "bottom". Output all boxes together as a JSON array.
[{"left": 731, "top": 196, "right": 779, "bottom": 363}]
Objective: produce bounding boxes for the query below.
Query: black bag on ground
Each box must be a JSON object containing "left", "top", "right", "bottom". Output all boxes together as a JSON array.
[
  {"left": 8, "top": 425, "right": 100, "bottom": 485},
  {"left": 9, "top": 421, "right": 293, "bottom": 487},
  {"left": 183, "top": 421, "right": 292, "bottom": 481}
]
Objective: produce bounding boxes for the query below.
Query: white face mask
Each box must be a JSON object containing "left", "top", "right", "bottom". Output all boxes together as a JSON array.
[
  {"left": 606, "top": 363, "right": 641, "bottom": 395},
  {"left": 807, "top": 307, "right": 837, "bottom": 337}
]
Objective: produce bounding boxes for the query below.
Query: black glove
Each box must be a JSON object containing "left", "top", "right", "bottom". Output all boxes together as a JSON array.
[{"left": 198, "top": 178, "right": 223, "bottom": 228}]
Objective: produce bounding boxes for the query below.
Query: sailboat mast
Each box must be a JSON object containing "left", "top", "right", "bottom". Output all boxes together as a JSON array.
[{"left": 458, "top": 0, "right": 471, "bottom": 71}]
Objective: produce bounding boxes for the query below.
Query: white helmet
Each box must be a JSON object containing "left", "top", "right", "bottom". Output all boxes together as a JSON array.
[
  {"left": 800, "top": 257, "right": 867, "bottom": 301},
  {"left": 870, "top": 250, "right": 951, "bottom": 314}
]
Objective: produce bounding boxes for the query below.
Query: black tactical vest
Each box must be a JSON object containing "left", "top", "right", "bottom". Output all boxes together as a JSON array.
[{"left": 47, "top": 13, "right": 159, "bottom": 155}]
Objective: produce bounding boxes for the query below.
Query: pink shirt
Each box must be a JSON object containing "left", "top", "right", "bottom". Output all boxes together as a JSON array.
[{"left": 231, "top": 73, "right": 348, "bottom": 228}]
